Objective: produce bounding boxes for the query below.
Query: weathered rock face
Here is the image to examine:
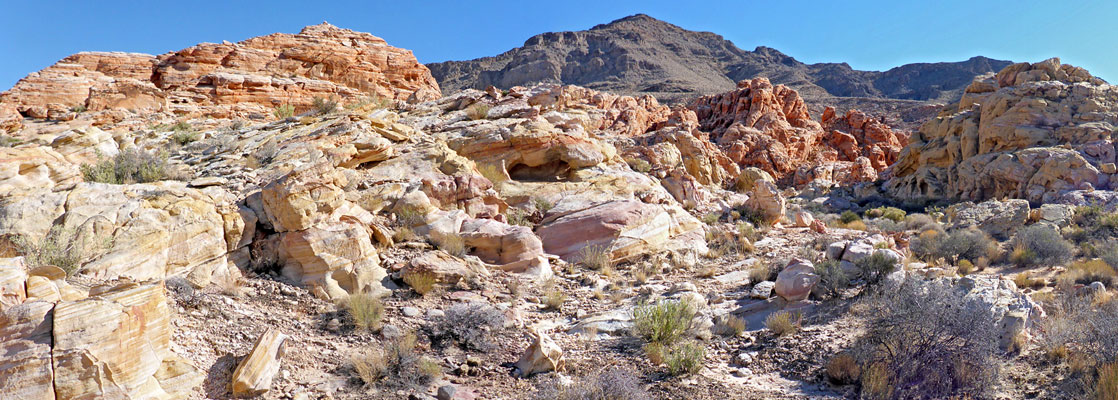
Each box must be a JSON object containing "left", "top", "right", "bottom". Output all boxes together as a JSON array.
[
  {"left": 0, "top": 278, "right": 202, "bottom": 400},
  {"left": 514, "top": 330, "right": 564, "bottom": 377},
  {"left": 535, "top": 199, "right": 701, "bottom": 263},
  {"left": 0, "top": 23, "right": 440, "bottom": 121},
  {"left": 887, "top": 58, "right": 1118, "bottom": 203}
]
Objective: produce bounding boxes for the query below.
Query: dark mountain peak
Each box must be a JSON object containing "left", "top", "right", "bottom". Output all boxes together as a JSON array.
[{"left": 592, "top": 13, "right": 668, "bottom": 30}]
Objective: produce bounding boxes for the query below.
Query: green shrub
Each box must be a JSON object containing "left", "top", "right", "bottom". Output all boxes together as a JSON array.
[
  {"left": 634, "top": 299, "right": 695, "bottom": 345},
  {"left": 855, "top": 252, "right": 898, "bottom": 286},
  {"left": 403, "top": 270, "right": 437, "bottom": 296},
  {"left": 815, "top": 259, "right": 848, "bottom": 299},
  {"left": 1011, "top": 224, "right": 1074, "bottom": 267},
  {"left": 312, "top": 96, "right": 338, "bottom": 115},
  {"left": 839, "top": 210, "right": 861, "bottom": 224},
  {"left": 904, "top": 213, "right": 940, "bottom": 232},
  {"left": 171, "top": 129, "right": 199, "bottom": 145},
  {"left": 866, "top": 207, "right": 906, "bottom": 222},
  {"left": 80, "top": 148, "right": 183, "bottom": 184},
  {"left": 1071, "top": 205, "right": 1118, "bottom": 241},
  {"left": 70, "top": 104, "right": 87, "bottom": 113},
  {"left": 273, "top": 104, "right": 295, "bottom": 119},
  {"left": 664, "top": 341, "right": 705, "bottom": 376}
]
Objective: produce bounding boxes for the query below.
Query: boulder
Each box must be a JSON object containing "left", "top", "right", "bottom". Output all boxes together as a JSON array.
[
  {"left": 279, "top": 215, "right": 388, "bottom": 301},
  {"left": 459, "top": 218, "right": 550, "bottom": 277},
  {"left": 231, "top": 329, "right": 289, "bottom": 397},
  {"left": 773, "top": 259, "right": 819, "bottom": 302},
  {"left": 750, "top": 281, "right": 775, "bottom": 299},
  {"left": 261, "top": 164, "right": 347, "bottom": 232},
  {"left": 536, "top": 200, "right": 678, "bottom": 263},
  {"left": 514, "top": 330, "right": 564, "bottom": 377}
]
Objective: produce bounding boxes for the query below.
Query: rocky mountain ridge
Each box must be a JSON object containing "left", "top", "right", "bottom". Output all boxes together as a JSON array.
[{"left": 427, "top": 14, "right": 1012, "bottom": 126}]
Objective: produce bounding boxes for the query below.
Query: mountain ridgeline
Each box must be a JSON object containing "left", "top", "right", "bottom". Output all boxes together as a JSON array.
[{"left": 428, "top": 14, "right": 1011, "bottom": 124}]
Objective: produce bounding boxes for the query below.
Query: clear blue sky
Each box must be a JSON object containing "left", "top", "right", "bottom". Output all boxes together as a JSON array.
[{"left": 2, "top": 0, "right": 1115, "bottom": 90}]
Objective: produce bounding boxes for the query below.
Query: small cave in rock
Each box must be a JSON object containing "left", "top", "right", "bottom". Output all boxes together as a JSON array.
[{"left": 508, "top": 160, "right": 571, "bottom": 182}]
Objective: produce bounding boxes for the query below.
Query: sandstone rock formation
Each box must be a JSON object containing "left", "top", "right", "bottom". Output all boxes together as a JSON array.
[
  {"left": 514, "top": 330, "right": 564, "bottom": 377},
  {"left": 0, "top": 277, "right": 202, "bottom": 399},
  {"left": 688, "top": 78, "right": 908, "bottom": 185},
  {"left": 0, "top": 23, "right": 440, "bottom": 122},
  {"left": 887, "top": 58, "right": 1117, "bottom": 203},
  {"left": 231, "top": 329, "right": 288, "bottom": 397}
]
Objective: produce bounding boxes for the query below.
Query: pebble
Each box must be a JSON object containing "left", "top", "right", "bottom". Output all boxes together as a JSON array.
[
  {"left": 381, "top": 324, "right": 402, "bottom": 339},
  {"left": 326, "top": 319, "right": 340, "bottom": 332},
  {"left": 402, "top": 307, "right": 421, "bottom": 317},
  {"left": 426, "top": 309, "right": 445, "bottom": 319}
]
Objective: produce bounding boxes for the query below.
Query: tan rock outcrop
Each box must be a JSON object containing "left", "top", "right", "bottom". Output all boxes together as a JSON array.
[
  {"left": 52, "top": 281, "right": 201, "bottom": 399},
  {"left": 0, "top": 23, "right": 440, "bottom": 121},
  {"left": 0, "top": 300, "right": 54, "bottom": 399},
  {"left": 887, "top": 58, "right": 1118, "bottom": 203},
  {"left": 535, "top": 200, "right": 701, "bottom": 263},
  {"left": 774, "top": 259, "right": 819, "bottom": 302},
  {"left": 744, "top": 180, "right": 786, "bottom": 227},
  {"left": 514, "top": 330, "right": 564, "bottom": 377},
  {"left": 0, "top": 146, "right": 81, "bottom": 196},
  {"left": 231, "top": 329, "right": 288, "bottom": 398},
  {"left": 459, "top": 218, "right": 548, "bottom": 275}
]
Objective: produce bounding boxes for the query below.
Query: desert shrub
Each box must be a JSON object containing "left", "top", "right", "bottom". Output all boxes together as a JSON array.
[
  {"left": 956, "top": 259, "right": 975, "bottom": 276},
  {"left": 392, "top": 207, "right": 426, "bottom": 228},
  {"left": 764, "top": 310, "right": 801, "bottom": 337},
  {"left": 251, "top": 139, "right": 279, "bottom": 166},
  {"left": 543, "top": 289, "right": 567, "bottom": 311},
  {"left": 910, "top": 227, "right": 997, "bottom": 264},
  {"left": 12, "top": 225, "right": 103, "bottom": 276},
  {"left": 903, "top": 213, "right": 940, "bottom": 232},
  {"left": 625, "top": 157, "right": 651, "bottom": 173},
  {"left": 351, "top": 332, "right": 441, "bottom": 389},
  {"left": 748, "top": 262, "right": 776, "bottom": 283},
  {"left": 435, "top": 233, "right": 468, "bottom": 257},
  {"left": 814, "top": 259, "right": 848, "bottom": 299},
  {"left": 81, "top": 148, "right": 183, "bottom": 184},
  {"left": 735, "top": 204, "right": 768, "bottom": 227},
  {"left": 229, "top": 119, "right": 246, "bottom": 131},
  {"left": 402, "top": 270, "right": 437, "bottom": 296},
  {"left": 346, "top": 95, "right": 391, "bottom": 110},
  {"left": 425, "top": 302, "right": 504, "bottom": 351},
  {"left": 532, "top": 367, "right": 649, "bottom": 400},
  {"left": 1062, "top": 259, "right": 1118, "bottom": 288},
  {"left": 865, "top": 207, "right": 906, "bottom": 223},
  {"left": 717, "top": 315, "right": 747, "bottom": 337},
  {"left": 465, "top": 103, "right": 490, "bottom": 120},
  {"left": 840, "top": 210, "right": 861, "bottom": 224},
  {"left": 578, "top": 244, "right": 613, "bottom": 271},
  {"left": 851, "top": 277, "right": 999, "bottom": 399},
  {"left": 505, "top": 207, "right": 532, "bottom": 227},
  {"left": 701, "top": 212, "right": 720, "bottom": 225},
  {"left": 1071, "top": 206, "right": 1118, "bottom": 242},
  {"left": 865, "top": 218, "right": 904, "bottom": 233},
  {"left": 633, "top": 299, "right": 695, "bottom": 345},
  {"left": 273, "top": 104, "right": 295, "bottom": 119},
  {"left": 737, "top": 222, "right": 761, "bottom": 242},
  {"left": 826, "top": 352, "right": 861, "bottom": 385},
  {"left": 531, "top": 197, "right": 554, "bottom": 214},
  {"left": 477, "top": 163, "right": 507, "bottom": 184},
  {"left": 312, "top": 96, "right": 338, "bottom": 115},
  {"left": 664, "top": 340, "right": 705, "bottom": 376},
  {"left": 0, "top": 135, "right": 22, "bottom": 147},
  {"left": 171, "top": 129, "right": 199, "bottom": 145},
  {"left": 70, "top": 104, "right": 87, "bottom": 113},
  {"left": 1099, "top": 362, "right": 1118, "bottom": 400},
  {"left": 1013, "top": 272, "right": 1046, "bottom": 289},
  {"left": 347, "top": 293, "right": 384, "bottom": 332},
  {"left": 855, "top": 252, "right": 898, "bottom": 286},
  {"left": 1011, "top": 224, "right": 1074, "bottom": 267}
]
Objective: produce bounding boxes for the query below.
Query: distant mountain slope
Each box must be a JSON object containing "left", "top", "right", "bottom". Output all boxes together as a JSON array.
[{"left": 428, "top": 14, "right": 1011, "bottom": 126}]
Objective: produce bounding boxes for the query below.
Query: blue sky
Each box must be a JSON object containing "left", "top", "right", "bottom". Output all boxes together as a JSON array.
[{"left": 2, "top": 0, "right": 1115, "bottom": 90}]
